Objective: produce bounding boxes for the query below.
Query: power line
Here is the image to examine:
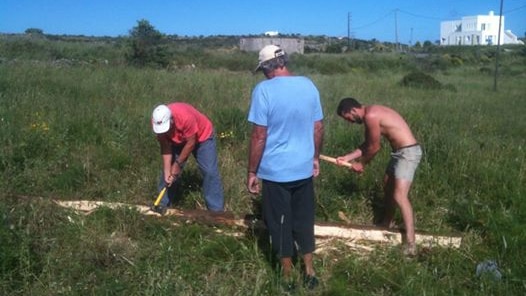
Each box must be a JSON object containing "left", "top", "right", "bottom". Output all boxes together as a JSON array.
[
  {"left": 397, "top": 9, "right": 442, "bottom": 20},
  {"left": 504, "top": 4, "right": 526, "bottom": 14},
  {"left": 353, "top": 11, "right": 393, "bottom": 30},
  {"left": 392, "top": 6, "right": 524, "bottom": 21},
  {"left": 349, "top": 6, "right": 524, "bottom": 42}
]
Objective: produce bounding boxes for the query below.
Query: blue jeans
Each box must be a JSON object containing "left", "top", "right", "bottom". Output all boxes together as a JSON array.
[{"left": 158, "top": 135, "right": 225, "bottom": 211}]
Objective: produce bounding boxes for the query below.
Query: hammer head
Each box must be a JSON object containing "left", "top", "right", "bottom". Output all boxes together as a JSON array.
[{"left": 150, "top": 204, "right": 168, "bottom": 215}]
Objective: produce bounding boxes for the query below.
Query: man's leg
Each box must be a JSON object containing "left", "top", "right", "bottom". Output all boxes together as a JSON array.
[
  {"left": 302, "top": 252, "right": 314, "bottom": 276},
  {"left": 382, "top": 173, "right": 400, "bottom": 228},
  {"left": 281, "top": 257, "right": 293, "bottom": 278},
  {"left": 195, "top": 137, "right": 224, "bottom": 212},
  {"left": 392, "top": 179, "right": 415, "bottom": 247},
  {"left": 289, "top": 178, "right": 319, "bottom": 289},
  {"left": 262, "top": 180, "right": 296, "bottom": 283},
  {"left": 388, "top": 146, "right": 421, "bottom": 255}
]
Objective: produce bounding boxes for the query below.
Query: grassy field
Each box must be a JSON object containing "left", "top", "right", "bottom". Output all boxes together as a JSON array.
[{"left": 1, "top": 41, "right": 525, "bottom": 295}]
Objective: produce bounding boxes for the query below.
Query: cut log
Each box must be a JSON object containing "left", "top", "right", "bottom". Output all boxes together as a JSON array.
[{"left": 54, "top": 200, "right": 462, "bottom": 249}]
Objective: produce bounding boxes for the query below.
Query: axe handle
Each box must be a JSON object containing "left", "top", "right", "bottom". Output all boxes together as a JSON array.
[
  {"left": 320, "top": 154, "right": 353, "bottom": 168},
  {"left": 153, "top": 186, "right": 167, "bottom": 206}
]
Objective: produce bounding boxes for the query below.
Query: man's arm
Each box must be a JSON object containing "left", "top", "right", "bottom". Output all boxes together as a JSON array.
[
  {"left": 176, "top": 133, "right": 197, "bottom": 165},
  {"left": 339, "top": 149, "right": 362, "bottom": 163},
  {"left": 158, "top": 136, "right": 174, "bottom": 185},
  {"left": 359, "top": 113, "right": 382, "bottom": 165},
  {"left": 313, "top": 120, "right": 324, "bottom": 177},
  {"left": 168, "top": 133, "right": 197, "bottom": 184},
  {"left": 247, "top": 124, "right": 267, "bottom": 194}
]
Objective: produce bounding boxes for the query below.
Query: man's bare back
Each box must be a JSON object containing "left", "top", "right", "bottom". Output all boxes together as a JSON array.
[{"left": 364, "top": 105, "right": 417, "bottom": 150}]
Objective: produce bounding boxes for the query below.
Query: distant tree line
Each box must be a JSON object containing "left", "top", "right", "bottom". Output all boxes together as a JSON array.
[{"left": 3, "top": 19, "right": 523, "bottom": 71}]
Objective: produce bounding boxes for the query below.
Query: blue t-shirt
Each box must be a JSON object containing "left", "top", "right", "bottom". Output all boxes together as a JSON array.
[{"left": 248, "top": 76, "right": 323, "bottom": 182}]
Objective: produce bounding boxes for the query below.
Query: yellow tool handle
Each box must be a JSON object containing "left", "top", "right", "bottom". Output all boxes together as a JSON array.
[{"left": 153, "top": 186, "right": 167, "bottom": 206}]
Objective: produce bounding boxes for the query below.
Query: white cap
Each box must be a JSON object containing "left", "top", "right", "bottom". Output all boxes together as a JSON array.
[
  {"left": 151, "top": 104, "right": 171, "bottom": 134},
  {"left": 255, "top": 45, "right": 285, "bottom": 71}
]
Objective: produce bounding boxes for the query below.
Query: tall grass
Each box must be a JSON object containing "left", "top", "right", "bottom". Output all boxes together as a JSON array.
[{"left": 1, "top": 46, "right": 525, "bottom": 294}]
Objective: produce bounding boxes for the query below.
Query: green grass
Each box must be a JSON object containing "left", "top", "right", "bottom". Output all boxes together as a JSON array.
[{"left": 1, "top": 44, "right": 525, "bottom": 295}]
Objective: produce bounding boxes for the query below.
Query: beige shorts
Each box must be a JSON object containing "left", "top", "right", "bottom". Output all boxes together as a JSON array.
[{"left": 386, "top": 144, "right": 422, "bottom": 181}]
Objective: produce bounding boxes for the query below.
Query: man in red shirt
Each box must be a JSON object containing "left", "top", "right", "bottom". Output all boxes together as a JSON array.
[{"left": 151, "top": 103, "right": 224, "bottom": 213}]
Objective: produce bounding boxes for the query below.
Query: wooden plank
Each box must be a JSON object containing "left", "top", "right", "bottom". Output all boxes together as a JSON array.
[{"left": 54, "top": 200, "right": 462, "bottom": 248}]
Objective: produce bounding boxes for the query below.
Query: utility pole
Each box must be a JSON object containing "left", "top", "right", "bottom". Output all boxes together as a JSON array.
[
  {"left": 394, "top": 9, "right": 399, "bottom": 51},
  {"left": 348, "top": 12, "right": 352, "bottom": 49},
  {"left": 493, "top": 0, "right": 504, "bottom": 91}
]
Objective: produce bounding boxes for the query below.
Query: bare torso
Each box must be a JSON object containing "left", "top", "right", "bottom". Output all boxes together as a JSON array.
[{"left": 364, "top": 105, "right": 417, "bottom": 150}]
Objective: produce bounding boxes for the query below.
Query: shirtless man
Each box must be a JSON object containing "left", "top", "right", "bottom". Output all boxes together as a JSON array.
[{"left": 335, "top": 97, "right": 422, "bottom": 256}]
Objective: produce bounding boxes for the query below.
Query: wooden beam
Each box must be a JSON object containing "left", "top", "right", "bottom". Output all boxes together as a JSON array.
[{"left": 54, "top": 200, "right": 462, "bottom": 249}]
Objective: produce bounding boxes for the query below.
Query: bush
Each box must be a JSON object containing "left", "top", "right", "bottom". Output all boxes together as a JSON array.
[{"left": 399, "top": 71, "right": 443, "bottom": 89}]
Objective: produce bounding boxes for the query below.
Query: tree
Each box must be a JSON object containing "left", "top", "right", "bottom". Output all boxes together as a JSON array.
[
  {"left": 24, "top": 28, "right": 44, "bottom": 36},
  {"left": 423, "top": 40, "right": 434, "bottom": 48},
  {"left": 127, "top": 19, "right": 168, "bottom": 67}
]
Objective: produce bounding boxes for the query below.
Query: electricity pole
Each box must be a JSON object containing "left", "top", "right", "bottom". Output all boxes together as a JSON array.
[
  {"left": 348, "top": 12, "right": 352, "bottom": 49},
  {"left": 394, "top": 9, "right": 399, "bottom": 51},
  {"left": 493, "top": 0, "right": 504, "bottom": 91}
]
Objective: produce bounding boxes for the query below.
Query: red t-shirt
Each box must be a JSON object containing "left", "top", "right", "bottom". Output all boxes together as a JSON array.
[{"left": 163, "top": 103, "right": 213, "bottom": 144}]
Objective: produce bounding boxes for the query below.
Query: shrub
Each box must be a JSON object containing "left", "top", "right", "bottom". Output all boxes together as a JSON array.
[{"left": 399, "top": 71, "right": 443, "bottom": 89}]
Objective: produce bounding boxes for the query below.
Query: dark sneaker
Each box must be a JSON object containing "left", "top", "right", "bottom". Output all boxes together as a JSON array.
[
  {"left": 303, "top": 275, "right": 319, "bottom": 290},
  {"left": 283, "top": 281, "right": 296, "bottom": 293}
]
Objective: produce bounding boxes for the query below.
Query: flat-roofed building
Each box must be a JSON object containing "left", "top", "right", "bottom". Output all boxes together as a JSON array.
[{"left": 440, "top": 11, "right": 523, "bottom": 46}]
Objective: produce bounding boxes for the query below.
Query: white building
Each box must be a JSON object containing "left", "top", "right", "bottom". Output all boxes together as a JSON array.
[
  {"left": 264, "top": 31, "right": 279, "bottom": 36},
  {"left": 440, "top": 11, "right": 523, "bottom": 46}
]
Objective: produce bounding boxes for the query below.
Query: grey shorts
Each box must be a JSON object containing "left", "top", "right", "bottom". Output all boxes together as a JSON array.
[{"left": 386, "top": 144, "right": 422, "bottom": 181}]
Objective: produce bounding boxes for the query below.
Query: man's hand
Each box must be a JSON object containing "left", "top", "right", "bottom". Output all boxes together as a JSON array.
[
  {"left": 351, "top": 162, "right": 364, "bottom": 174},
  {"left": 170, "top": 163, "right": 182, "bottom": 180},
  {"left": 164, "top": 172, "right": 179, "bottom": 187},
  {"left": 313, "top": 158, "right": 320, "bottom": 177},
  {"left": 165, "top": 174, "right": 178, "bottom": 187},
  {"left": 247, "top": 172, "right": 260, "bottom": 194},
  {"left": 336, "top": 156, "right": 349, "bottom": 166}
]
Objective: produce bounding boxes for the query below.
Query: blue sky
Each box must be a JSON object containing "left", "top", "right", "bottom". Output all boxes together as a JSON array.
[{"left": 1, "top": 0, "right": 525, "bottom": 43}]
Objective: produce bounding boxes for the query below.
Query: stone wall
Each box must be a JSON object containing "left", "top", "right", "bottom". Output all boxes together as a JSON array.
[{"left": 240, "top": 38, "right": 304, "bottom": 54}]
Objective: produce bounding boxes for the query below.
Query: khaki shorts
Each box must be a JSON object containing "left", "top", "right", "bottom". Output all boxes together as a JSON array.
[{"left": 386, "top": 144, "right": 422, "bottom": 181}]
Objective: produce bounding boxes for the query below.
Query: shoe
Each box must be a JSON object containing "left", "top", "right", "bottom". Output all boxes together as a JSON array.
[
  {"left": 303, "top": 275, "right": 319, "bottom": 290},
  {"left": 283, "top": 281, "right": 296, "bottom": 293}
]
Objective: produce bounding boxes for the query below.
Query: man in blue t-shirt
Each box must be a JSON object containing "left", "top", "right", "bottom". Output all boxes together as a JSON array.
[{"left": 247, "top": 45, "right": 324, "bottom": 290}]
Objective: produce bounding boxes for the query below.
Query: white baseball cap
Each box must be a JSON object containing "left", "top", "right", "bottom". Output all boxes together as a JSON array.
[
  {"left": 254, "top": 45, "right": 286, "bottom": 72},
  {"left": 151, "top": 104, "right": 171, "bottom": 134}
]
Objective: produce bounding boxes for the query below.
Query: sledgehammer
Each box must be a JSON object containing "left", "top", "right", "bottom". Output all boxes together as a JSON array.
[{"left": 150, "top": 186, "right": 168, "bottom": 215}]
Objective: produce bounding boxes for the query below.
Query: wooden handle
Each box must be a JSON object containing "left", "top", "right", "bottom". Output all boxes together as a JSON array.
[{"left": 320, "top": 154, "right": 353, "bottom": 168}]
